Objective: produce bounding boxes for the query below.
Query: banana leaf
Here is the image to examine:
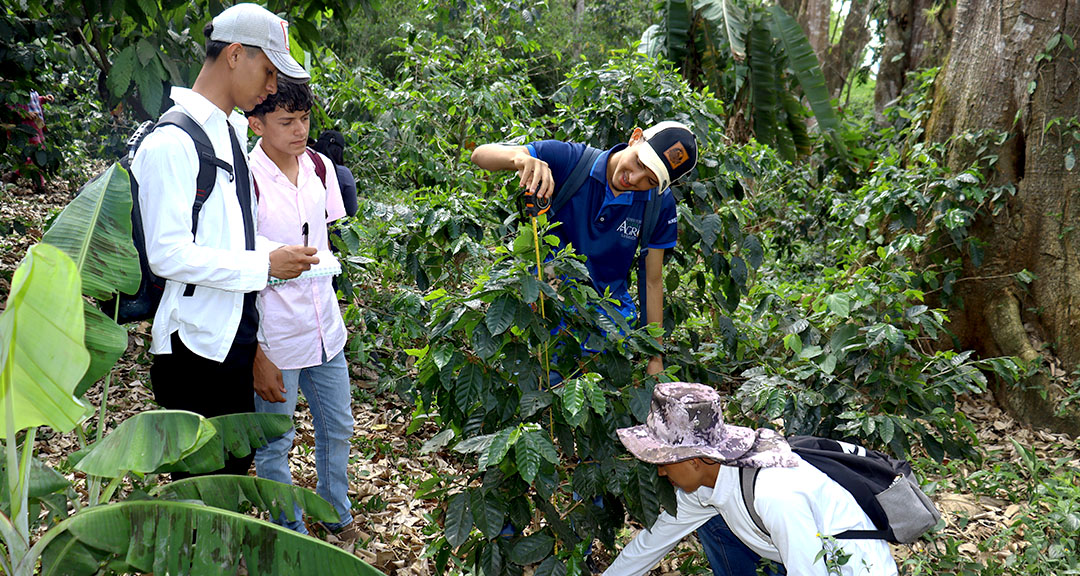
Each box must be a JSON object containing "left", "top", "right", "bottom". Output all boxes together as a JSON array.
[
  {"left": 41, "top": 163, "right": 140, "bottom": 301},
  {"left": 39, "top": 500, "right": 385, "bottom": 576},
  {"left": 76, "top": 302, "right": 127, "bottom": 396},
  {"left": 638, "top": 24, "right": 664, "bottom": 57},
  {"left": 767, "top": 3, "right": 846, "bottom": 154},
  {"left": 153, "top": 474, "right": 338, "bottom": 524},
  {"left": 168, "top": 413, "right": 293, "bottom": 475},
  {"left": 748, "top": 23, "right": 780, "bottom": 153},
  {"left": 0, "top": 456, "right": 70, "bottom": 517},
  {"left": 0, "top": 244, "right": 90, "bottom": 437},
  {"left": 693, "top": 0, "right": 747, "bottom": 60},
  {"left": 42, "top": 162, "right": 139, "bottom": 392},
  {"left": 665, "top": 0, "right": 694, "bottom": 67},
  {"left": 74, "top": 410, "right": 217, "bottom": 477}
]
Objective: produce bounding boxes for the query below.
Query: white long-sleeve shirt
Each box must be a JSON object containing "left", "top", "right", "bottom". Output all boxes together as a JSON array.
[
  {"left": 132, "top": 87, "right": 279, "bottom": 362},
  {"left": 604, "top": 459, "right": 899, "bottom": 576}
]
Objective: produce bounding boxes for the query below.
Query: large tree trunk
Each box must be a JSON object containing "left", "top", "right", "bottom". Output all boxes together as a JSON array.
[
  {"left": 797, "top": 0, "right": 832, "bottom": 61},
  {"left": 927, "top": 0, "right": 1080, "bottom": 435},
  {"left": 823, "top": 0, "right": 878, "bottom": 99},
  {"left": 874, "top": 0, "right": 952, "bottom": 112}
]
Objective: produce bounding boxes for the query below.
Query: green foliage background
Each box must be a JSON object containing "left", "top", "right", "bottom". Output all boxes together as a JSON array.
[{"left": 3, "top": 0, "right": 1078, "bottom": 574}]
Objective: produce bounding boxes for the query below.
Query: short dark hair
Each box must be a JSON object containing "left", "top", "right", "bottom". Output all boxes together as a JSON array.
[
  {"left": 246, "top": 78, "right": 314, "bottom": 118},
  {"left": 203, "top": 22, "right": 230, "bottom": 61}
]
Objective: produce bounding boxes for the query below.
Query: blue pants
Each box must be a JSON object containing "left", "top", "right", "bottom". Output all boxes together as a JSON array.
[
  {"left": 254, "top": 349, "right": 354, "bottom": 534},
  {"left": 698, "top": 514, "right": 786, "bottom": 576}
]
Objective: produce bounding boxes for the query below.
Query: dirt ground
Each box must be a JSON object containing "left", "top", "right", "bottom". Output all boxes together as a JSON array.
[{"left": 3, "top": 179, "right": 1078, "bottom": 575}]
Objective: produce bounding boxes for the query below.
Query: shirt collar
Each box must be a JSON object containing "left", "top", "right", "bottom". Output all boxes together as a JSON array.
[
  {"left": 169, "top": 87, "right": 248, "bottom": 134},
  {"left": 594, "top": 143, "right": 655, "bottom": 208},
  {"left": 250, "top": 138, "right": 318, "bottom": 183}
]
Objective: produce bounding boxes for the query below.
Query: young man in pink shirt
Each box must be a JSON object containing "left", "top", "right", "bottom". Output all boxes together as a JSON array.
[{"left": 246, "top": 79, "right": 357, "bottom": 541}]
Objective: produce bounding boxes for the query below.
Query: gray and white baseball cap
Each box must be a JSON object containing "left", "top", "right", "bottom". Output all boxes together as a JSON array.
[{"left": 210, "top": 3, "right": 309, "bottom": 82}]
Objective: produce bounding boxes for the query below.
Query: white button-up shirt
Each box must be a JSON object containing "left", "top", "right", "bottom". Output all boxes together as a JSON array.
[
  {"left": 250, "top": 140, "right": 347, "bottom": 370},
  {"left": 604, "top": 459, "right": 899, "bottom": 576},
  {"left": 133, "top": 87, "right": 277, "bottom": 362}
]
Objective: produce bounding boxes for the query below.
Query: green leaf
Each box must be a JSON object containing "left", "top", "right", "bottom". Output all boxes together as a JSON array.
[
  {"left": 768, "top": 4, "right": 845, "bottom": 153},
  {"left": 39, "top": 531, "right": 110, "bottom": 576},
  {"left": 106, "top": 46, "right": 138, "bottom": 98},
  {"left": 535, "top": 555, "right": 567, "bottom": 576},
  {"left": 455, "top": 362, "right": 485, "bottom": 410},
  {"left": 135, "top": 38, "right": 156, "bottom": 65},
  {"left": 486, "top": 294, "right": 516, "bottom": 336},
  {"left": 825, "top": 293, "right": 851, "bottom": 318},
  {"left": 175, "top": 413, "right": 293, "bottom": 474},
  {"left": 471, "top": 322, "right": 501, "bottom": 361},
  {"left": 516, "top": 430, "right": 544, "bottom": 483},
  {"left": 561, "top": 378, "right": 585, "bottom": 418},
  {"left": 77, "top": 302, "right": 128, "bottom": 396},
  {"left": 43, "top": 162, "right": 140, "bottom": 300},
  {"left": 519, "top": 390, "right": 553, "bottom": 419},
  {"left": 509, "top": 531, "right": 554, "bottom": 565},
  {"left": 0, "top": 244, "right": 90, "bottom": 436},
  {"left": 75, "top": 410, "right": 217, "bottom": 477},
  {"left": 153, "top": 474, "right": 338, "bottom": 524},
  {"left": 634, "top": 462, "right": 661, "bottom": 528},
  {"left": 485, "top": 427, "right": 517, "bottom": 469},
  {"left": 719, "top": 0, "right": 748, "bottom": 60},
  {"left": 742, "top": 234, "right": 763, "bottom": 270},
  {"left": 662, "top": 0, "right": 693, "bottom": 65},
  {"left": 44, "top": 499, "right": 384, "bottom": 575},
  {"left": 444, "top": 492, "right": 473, "bottom": 548},
  {"left": 583, "top": 377, "right": 607, "bottom": 415},
  {"left": 0, "top": 455, "right": 70, "bottom": 516},
  {"left": 748, "top": 22, "right": 780, "bottom": 151},
  {"left": 135, "top": 65, "right": 164, "bottom": 116},
  {"left": 469, "top": 488, "right": 507, "bottom": 540}
]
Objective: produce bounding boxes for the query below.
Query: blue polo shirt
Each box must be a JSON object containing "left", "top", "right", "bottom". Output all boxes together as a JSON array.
[{"left": 528, "top": 140, "right": 678, "bottom": 317}]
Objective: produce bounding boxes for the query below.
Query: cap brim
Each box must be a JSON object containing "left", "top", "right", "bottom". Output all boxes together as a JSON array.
[
  {"left": 264, "top": 49, "right": 309, "bottom": 81},
  {"left": 637, "top": 143, "right": 671, "bottom": 193},
  {"left": 616, "top": 424, "right": 756, "bottom": 465}
]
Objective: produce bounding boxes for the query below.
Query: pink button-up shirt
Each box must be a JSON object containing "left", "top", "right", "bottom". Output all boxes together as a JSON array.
[{"left": 251, "top": 140, "right": 348, "bottom": 370}]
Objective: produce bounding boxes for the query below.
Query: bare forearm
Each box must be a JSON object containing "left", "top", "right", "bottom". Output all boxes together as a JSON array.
[
  {"left": 470, "top": 144, "right": 529, "bottom": 172},
  {"left": 645, "top": 249, "right": 665, "bottom": 374}
]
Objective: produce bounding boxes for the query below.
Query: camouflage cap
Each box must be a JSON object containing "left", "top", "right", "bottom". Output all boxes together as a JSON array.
[{"left": 616, "top": 382, "right": 799, "bottom": 469}]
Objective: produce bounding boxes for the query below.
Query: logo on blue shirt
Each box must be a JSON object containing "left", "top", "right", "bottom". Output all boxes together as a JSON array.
[{"left": 618, "top": 217, "right": 642, "bottom": 240}]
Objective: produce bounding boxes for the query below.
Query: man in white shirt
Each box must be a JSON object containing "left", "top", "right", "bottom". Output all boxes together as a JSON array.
[
  {"left": 605, "top": 382, "right": 899, "bottom": 576},
  {"left": 132, "top": 3, "right": 318, "bottom": 477}
]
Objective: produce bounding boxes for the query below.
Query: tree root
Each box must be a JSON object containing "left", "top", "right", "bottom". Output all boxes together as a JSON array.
[{"left": 984, "top": 290, "right": 1080, "bottom": 437}]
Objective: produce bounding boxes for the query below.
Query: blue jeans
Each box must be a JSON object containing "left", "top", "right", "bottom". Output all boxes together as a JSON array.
[
  {"left": 254, "top": 349, "right": 354, "bottom": 534},
  {"left": 698, "top": 514, "right": 786, "bottom": 576}
]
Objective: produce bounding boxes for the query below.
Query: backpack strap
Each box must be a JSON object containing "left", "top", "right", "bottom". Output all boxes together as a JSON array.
[
  {"left": 551, "top": 146, "right": 602, "bottom": 216},
  {"left": 635, "top": 190, "right": 665, "bottom": 328},
  {"left": 307, "top": 148, "right": 328, "bottom": 188},
  {"left": 156, "top": 111, "right": 234, "bottom": 297},
  {"left": 740, "top": 467, "right": 769, "bottom": 537}
]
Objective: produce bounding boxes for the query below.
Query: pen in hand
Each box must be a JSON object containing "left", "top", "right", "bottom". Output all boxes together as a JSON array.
[{"left": 302, "top": 222, "right": 309, "bottom": 247}]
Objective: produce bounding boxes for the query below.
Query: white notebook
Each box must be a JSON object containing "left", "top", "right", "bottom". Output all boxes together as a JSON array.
[{"left": 267, "top": 250, "right": 342, "bottom": 286}]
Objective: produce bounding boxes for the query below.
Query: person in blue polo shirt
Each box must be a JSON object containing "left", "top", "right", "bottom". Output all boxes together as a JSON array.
[{"left": 471, "top": 121, "right": 697, "bottom": 375}]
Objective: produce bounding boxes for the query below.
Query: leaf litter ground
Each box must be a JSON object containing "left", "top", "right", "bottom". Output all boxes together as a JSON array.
[{"left": 2, "top": 181, "right": 1078, "bottom": 575}]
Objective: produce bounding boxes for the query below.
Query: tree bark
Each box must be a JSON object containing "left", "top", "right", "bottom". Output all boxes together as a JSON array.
[
  {"left": 874, "top": 0, "right": 952, "bottom": 112},
  {"left": 927, "top": 0, "right": 1080, "bottom": 433},
  {"left": 824, "top": 0, "right": 878, "bottom": 98},
  {"left": 798, "top": 0, "right": 832, "bottom": 61}
]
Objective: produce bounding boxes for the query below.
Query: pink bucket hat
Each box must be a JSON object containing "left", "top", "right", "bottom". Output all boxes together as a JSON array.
[{"left": 616, "top": 382, "right": 798, "bottom": 468}]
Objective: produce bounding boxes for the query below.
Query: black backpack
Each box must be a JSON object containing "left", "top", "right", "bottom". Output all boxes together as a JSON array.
[
  {"left": 740, "top": 436, "right": 941, "bottom": 544},
  {"left": 98, "top": 111, "right": 233, "bottom": 324},
  {"left": 549, "top": 146, "right": 666, "bottom": 329}
]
